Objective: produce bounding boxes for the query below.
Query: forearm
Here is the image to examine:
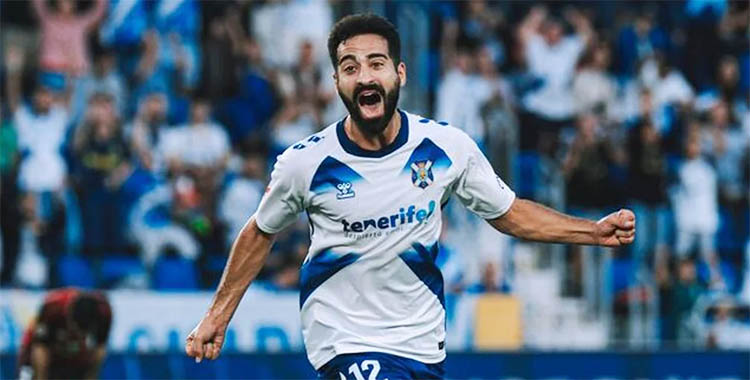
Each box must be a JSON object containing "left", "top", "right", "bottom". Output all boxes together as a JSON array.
[
  {"left": 489, "top": 198, "right": 599, "bottom": 245},
  {"left": 83, "top": 347, "right": 106, "bottom": 380},
  {"left": 30, "top": 344, "right": 50, "bottom": 380},
  {"left": 207, "top": 217, "right": 274, "bottom": 324}
]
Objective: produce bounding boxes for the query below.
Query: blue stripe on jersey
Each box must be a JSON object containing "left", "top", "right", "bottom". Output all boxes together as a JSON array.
[
  {"left": 310, "top": 156, "right": 365, "bottom": 194},
  {"left": 299, "top": 250, "right": 362, "bottom": 308},
  {"left": 336, "top": 110, "right": 409, "bottom": 158},
  {"left": 401, "top": 138, "right": 453, "bottom": 173},
  {"left": 399, "top": 242, "right": 445, "bottom": 308}
]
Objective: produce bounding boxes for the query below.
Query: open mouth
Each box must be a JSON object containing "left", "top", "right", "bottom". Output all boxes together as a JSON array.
[{"left": 357, "top": 90, "right": 382, "bottom": 107}]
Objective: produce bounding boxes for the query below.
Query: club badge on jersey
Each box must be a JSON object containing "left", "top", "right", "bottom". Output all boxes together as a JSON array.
[{"left": 411, "top": 160, "right": 433, "bottom": 189}]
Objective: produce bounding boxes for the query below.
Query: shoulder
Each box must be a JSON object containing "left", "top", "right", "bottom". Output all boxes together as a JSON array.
[
  {"left": 406, "top": 112, "right": 476, "bottom": 149},
  {"left": 272, "top": 122, "right": 337, "bottom": 175}
]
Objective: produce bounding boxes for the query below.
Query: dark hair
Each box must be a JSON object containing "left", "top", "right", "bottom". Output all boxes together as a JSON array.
[
  {"left": 327, "top": 13, "right": 401, "bottom": 69},
  {"left": 71, "top": 293, "right": 101, "bottom": 332}
]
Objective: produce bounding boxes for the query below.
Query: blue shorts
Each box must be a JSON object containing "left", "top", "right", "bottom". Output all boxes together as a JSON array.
[{"left": 317, "top": 352, "right": 445, "bottom": 380}]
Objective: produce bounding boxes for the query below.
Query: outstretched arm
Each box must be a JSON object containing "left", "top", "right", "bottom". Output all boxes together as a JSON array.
[
  {"left": 185, "top": 216, "right": 275, "bottom": 362},
  {"left": 489, "top": 198, "right": 635, "bottom": 247}
]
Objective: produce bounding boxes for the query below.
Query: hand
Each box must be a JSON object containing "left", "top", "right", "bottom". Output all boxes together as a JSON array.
[
  {"left": 595, "top": 209, "right": 635, "bottom": 247},
  {"left": 185, "top": 315, "right": 227, "bottom": 363}
]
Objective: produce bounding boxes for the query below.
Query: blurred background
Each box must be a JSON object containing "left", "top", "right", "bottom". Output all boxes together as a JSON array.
[{"left": 0, "top": 0, "right": 748, "bottom": 378}]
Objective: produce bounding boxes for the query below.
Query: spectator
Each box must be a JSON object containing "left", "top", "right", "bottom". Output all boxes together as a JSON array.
[
  {"left": 435, "top": 42, "right": 487, "bottom": 144},
  {"left": 160, "top": 98, "right": 230, "bottom": 174},
  {"left": 0, "top": 100, "right": 21, "bottom": 286},
  {"left": 218, "top": 142, "right": 267, "bottom": 252},
  {"left": 627, "top": 119, "right": 670, "bottom": 275},
  {"left": 517, "top": 6, "right": 592, "bottom": 142},
  {"left": 476, "top": 45, "right": 518, "bottom": 184},
  {"left": 706, "top": 298, "right": 750, "bottom": 349},
  {"left": 71, "top": 93, "right": 131, "bottom": 255},
  {"left": 615, "top": 11, "right": 669, "bottom": 78},
  {"left": 32, "top": 0, "right": 107, "bottom": 77},
  {"left": 563, "top": 113, "right": 621, "bottom": 214},
  {"left": 72, "top": 48, "right": 127, "bottom": 123},
  {"left": 200, "top": 5, "right": 245, "bottom": 101},
  {"left": 128, "top": 178, "right": 200, "bottom": 269},
  {"left": 573, "top": 42, "right": 616, "bottom": 117},
  {"left": 126, "top": 91, "right": 170, "bottom": 173},
  {"left": 672, "top": 126, "right": 723, "bottom": 288},
  {"left": 251, "top": 0, "right": 333, "bottom": 68},
  {"left": 216, "top": 37, "right": 278, "bottom": 145},
  {"left": 639, "top": 53, "right": 694, "bottom": 111},
  {"left": 668, "top": 258, "right": 705, "bottom": 347}
]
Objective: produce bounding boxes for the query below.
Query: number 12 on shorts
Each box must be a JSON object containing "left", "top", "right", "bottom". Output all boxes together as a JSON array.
[{"left": 339, "top": 360, "right": 386, "bottom": 380}]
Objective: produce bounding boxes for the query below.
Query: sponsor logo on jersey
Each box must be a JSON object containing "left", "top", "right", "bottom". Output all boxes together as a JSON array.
[
  {"left": 342, "top": 200, "right": 436, "bottom": 233},
  {"left": 335, "top": 182, "right": 355, "bottom": 200},
  {"left": 411, "top": 160, "right": 433, "bottom": 189}
]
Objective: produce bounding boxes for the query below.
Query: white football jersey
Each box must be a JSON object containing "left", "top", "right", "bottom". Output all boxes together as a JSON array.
[{"left": 255, "top": 110, "right": 516, "bottom": 369}]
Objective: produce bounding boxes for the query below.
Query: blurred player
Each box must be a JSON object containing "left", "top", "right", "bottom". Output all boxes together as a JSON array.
[
  {"left": 18, "top": 288, "right": 112, "bottom": 380},
  {"left": 186, "top": 14, "right": 635, "bottom": 379}
]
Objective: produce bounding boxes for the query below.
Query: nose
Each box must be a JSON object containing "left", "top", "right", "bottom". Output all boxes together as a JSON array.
[{"left": 356, "top": 65, "right": 375, "bottom": 85}]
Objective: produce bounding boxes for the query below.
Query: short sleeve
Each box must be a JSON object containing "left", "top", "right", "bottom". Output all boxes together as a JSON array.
[
  {"left": 254, "top": 150, "right": 307, "bottom": 233},
  {"left": 452, "top": 135, "right": 516, "bottom": 219}
]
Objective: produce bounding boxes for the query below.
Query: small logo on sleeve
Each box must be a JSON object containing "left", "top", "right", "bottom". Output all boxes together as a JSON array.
[{"left": 336, "top": 182, "right": 355, "bottom": 200}]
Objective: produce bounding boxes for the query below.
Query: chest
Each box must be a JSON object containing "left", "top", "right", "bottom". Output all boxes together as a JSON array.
[{"left": 308, "top": 143, "right": 456, "bottom": 225}]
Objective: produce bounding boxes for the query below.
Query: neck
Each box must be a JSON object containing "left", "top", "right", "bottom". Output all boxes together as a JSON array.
[{"left": 345, "top": 111, "right": 401, "bottom": 151}]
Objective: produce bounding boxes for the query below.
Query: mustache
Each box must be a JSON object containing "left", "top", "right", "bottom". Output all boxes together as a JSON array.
[{"left": 353, "top": 84, "right": 385, "bottom": 100}]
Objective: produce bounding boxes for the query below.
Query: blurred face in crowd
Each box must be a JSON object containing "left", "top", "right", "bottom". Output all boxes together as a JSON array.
[
  {"left": 476, "top": 48, "right": 496, "bottom": 77},
  {"left": 334, "top": 33, "right": 406, "bottom": 136},
  {"left": 592, "top": 44, "right": 611, "bottom": 70},
  {"left": 718, "top": 57, "right": 738, "bottom": 87},
  {"left": 94, "top": 53, "right": 116, "bottom": 77},
  {"left": 143, "top": 93, "right": 167, "bottom": 123},
  {"left": 677, "top": 259, "right": 696, "bottom": 284},
  {"left": 299, "top": 40, "right": 315, "bottom": 67},
  {"left": 56, "top": 0, "right": 75, "bottom": 16},
  {"left": 33, "top": 86, "right": 54, "bottom": 114},
  {"left": 190, "top": 101, "right": 211, "bottom": 125},
  {"left": 634, "top": 15, "right": 651, "bottom": 37},
  {"left": 639, "top": 90, "right": 653, "bottom": 115},
  {"left": 542, "top": 19, "right": 563, "bottom": 45},
  {"left": 710, "top": 101, "right": 730, "bottom": 127},
  {"left": 577, "top": 113, "right": 598, "bottom": 142},
  {"left": 684, "top": 132, "right": 701, "bottom": 160}
]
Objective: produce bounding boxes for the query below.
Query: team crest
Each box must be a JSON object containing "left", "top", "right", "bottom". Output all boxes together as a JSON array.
[
  {"left": 411, "top": 160, "right": 434, "bottom": 189},
  {"left": 336, "top": 182, "right": 355, "bottom": 199}
]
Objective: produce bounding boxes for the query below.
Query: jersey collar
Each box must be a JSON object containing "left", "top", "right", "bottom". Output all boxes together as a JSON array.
[{"left": 336, "top": 109, "right": 409, "bottom": 158}]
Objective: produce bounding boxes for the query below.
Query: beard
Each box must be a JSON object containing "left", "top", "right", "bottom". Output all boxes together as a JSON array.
[{"left": 338, "top": 78, "right": 400, "bottom": 137}]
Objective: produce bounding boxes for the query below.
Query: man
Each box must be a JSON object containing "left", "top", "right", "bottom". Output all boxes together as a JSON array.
[
  {"left": 18, "top": 288, "right": 112, "bottom": 380},
  {"left": 186, "top": 14, "right": 635, "bottom": 379}
]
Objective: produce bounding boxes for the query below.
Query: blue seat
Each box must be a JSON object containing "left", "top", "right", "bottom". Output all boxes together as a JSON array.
[
  {"left": 57, "top": 255, "right": 95, "bottom": 288},
  {"left": 99, "top": 255, "right": 146, "bottom": 287},
  {"left": 152, "top": 257, "right": 199, "bottom": 290}
]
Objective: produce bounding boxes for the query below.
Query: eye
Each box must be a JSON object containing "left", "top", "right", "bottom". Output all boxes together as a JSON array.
[
  {"left": 342, "top": 65, "right": 357, "bottom": 74},
  {"left": 372, "top": 61, "right": 384, "bottom": 69}
]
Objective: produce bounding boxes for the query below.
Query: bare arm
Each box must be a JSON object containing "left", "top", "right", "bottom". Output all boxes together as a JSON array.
[
  {"left": 83, "top": 347, "right": 107, "bottom": 380},
  {"left": 31, "top": 0, "right": 50, "bottom": 22},
  {"left": 565, "top": 8, "right": 593, "bottom": 47},
  {"left": 81, "top": 0, "right": 107, "bottom": 30},
  {"left": 489, "top": 198, "right": 635, "bottom": 247},
  {"left": 29, "top": 344, "right": 50, "bottom": 380},
  {"left": 4, "top": 45, "right": 25, "bottom": 112},
  {"left": 185, "top": 216, "right": 275, "bottom": 362},
  {"left": 517, "top": 6, "right": 546, "bottom": 46}
]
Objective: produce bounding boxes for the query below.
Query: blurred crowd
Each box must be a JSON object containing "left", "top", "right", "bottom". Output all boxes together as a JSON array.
[{"left": 0, "top": 0, "right": 748, "bottom": 348}]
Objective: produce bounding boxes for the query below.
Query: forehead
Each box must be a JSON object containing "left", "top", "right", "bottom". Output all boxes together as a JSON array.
[{"left": 336, "top": 34, "right": 389, "bottom": 61}]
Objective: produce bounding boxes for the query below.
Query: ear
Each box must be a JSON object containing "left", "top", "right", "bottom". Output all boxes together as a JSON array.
[
  {"left": 397, "top": 62, "right": 406, "bottom": 87},
  {"left": 332, "top": 71, "right": 339, "bottom": 86}
]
